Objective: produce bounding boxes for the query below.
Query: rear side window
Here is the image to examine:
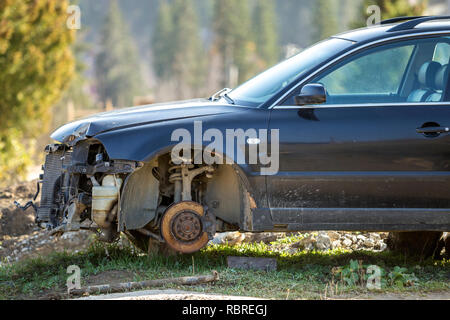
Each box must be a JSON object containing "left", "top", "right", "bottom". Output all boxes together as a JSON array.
[{"left": 433, "top": 42, "right": 450, "bottom": 65}]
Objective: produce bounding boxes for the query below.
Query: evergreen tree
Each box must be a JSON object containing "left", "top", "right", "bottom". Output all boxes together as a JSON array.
[
  {"left": 311, "top": 0, "right": 338, "bottom": 42},
  {"left": 51, "top": 35, "right": 94, "bottom": 131},
  {"left": 0, "top": 0, "right": 75, "bottom": 182},
  {"left": 95, "top": 0, "right": 143, "bottom": 107},
  {"left": 171, "top": 0, "right": 205, "bottom": 98},
  {"left": 59, "top": 37, "right": 93, "bottom": 110},
  {"left": 152, "top": 0, "right": 174, "bottom": 80},
  {"left": 275, "top": 0, "right": 314, "bottom": 48},
  {"left": 212, "top": 0, "right": 254, "bottom": 87},
  {"left": 353, "top": 0, "right": 428, "bottom": 28},
  {"left": 253, "top": 0, "right": 279, "bottom": 68}
]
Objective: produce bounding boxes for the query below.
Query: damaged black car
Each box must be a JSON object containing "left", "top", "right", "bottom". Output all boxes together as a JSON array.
[{"left": 24, "top": 16, "right": 450, "bottom": 254}]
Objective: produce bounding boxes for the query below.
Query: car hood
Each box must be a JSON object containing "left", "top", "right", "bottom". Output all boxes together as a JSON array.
[{"left": 51, "top": 99, "right": 235, "bottom": 143}]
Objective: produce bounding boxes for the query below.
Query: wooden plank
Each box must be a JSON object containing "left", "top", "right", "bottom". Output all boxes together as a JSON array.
[{"left": 227, "top": 256, "right": 277, "bottom": 272}]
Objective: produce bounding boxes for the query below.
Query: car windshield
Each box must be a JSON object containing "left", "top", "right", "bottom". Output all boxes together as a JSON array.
[{"left": 226, "top": 38, "right": 354, "bottom": 107}]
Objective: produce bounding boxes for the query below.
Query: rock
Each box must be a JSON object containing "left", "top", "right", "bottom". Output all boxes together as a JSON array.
[
  {"left": 316, "top": 232, "right": 331, "bottom": 250},
  {"left": 331, "top": 240, "right": 341, "bottom": 249},
  {"left": 227, "top": 256, "right": 277, "bottom": 271},
  {"left": 363, "top": 238, "right": 375, "bottom": 248},
  {"left": 211, "top": 232, "right": 245, "bottom": 246},
  {"left": 371, "top": 233, "right": 381, "bottom": 241},
  {"left": 342, "top": 238, "right": 352, "bottom": 247},
  {"left": 357, "top": 235, "right": 366, "bottom": 241},
  {"left": 0, "top": 191, "right": 13, "bottom": 199},
  {"left": 379, "top": 242, "right": 387, "bottom": 251},
  {"left": 285, "top": 247, "right": 298, "bottom": 255},
  {"left": 291, "top": 235, "right": 316, "bottom": 251},
  {"left": 327, "top": 231, "right": 340, "bottom": 242},
  {"left": 243, "top": 233, "right": 284, "bottom": 244}
]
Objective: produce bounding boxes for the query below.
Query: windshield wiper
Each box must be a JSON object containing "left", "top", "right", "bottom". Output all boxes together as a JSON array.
[
  {"left": 209, "top": 88, "right": 232, "bottom": 102},
  {"left": 222, "top": 93, "right": 235, "bottom": 105}
]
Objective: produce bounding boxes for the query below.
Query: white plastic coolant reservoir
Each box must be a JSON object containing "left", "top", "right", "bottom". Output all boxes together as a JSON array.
[{"left": 92, "top": 175, "right": 123, "bottom": 227}]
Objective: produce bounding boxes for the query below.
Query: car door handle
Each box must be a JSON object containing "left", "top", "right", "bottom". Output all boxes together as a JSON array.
[{"left": 416, "top": 126, "right": 450, "bottom": 134}]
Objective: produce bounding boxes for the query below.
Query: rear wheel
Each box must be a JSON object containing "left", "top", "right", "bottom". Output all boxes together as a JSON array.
[
  {"left": 386, "top": 231, "right": 443, "bottom": 258},
  {"left": 445, "top": 234, "right": 450, "bottom": 258}
]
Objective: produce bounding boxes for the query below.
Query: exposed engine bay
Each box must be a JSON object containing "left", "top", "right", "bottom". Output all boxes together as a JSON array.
[{"left": 30, "top": 140, "right": 247, "bottom": 254}]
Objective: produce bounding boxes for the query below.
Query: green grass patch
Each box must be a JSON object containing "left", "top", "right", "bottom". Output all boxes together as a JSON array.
[{"left": 0, "top": 239, "right": 449, "bottom": 300}]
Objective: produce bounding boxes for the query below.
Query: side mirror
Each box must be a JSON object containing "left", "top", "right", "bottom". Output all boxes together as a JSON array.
[{"left": 294, "top": 83, "right": 327, "bottom": 106}]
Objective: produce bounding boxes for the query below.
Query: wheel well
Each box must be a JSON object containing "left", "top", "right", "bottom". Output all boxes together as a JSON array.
[
  {"left": 120, "top": 151, "right": 254, "bottom": 232},
  {"left": 202, "top": 164, "right": 252, "bottom": 230}
]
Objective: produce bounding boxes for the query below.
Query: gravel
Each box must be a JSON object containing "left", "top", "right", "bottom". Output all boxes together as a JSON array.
[{"left": 211, "top": 231, "right": 389, "bottom": 253}]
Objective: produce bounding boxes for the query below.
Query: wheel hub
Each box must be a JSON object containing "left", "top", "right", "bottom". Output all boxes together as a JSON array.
[
  {"left": 160, "top": 201, "right": 209, "bottom": 254},
  {"left": 171, "top": 211, "right": 203, "bottom": 242}
]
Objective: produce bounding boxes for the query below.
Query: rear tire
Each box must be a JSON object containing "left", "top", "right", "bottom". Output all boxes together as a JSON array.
[
  {"left": 445, "top": 234, "right": 450, "bottom": 259},
  {"left": 386, "top": 231, "right": 443, "bottom": 259}
]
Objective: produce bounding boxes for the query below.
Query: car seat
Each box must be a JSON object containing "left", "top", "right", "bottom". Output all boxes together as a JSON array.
[
  {"left": 407, "top": 61, "right": 442, "bottom": 102},
  {"left": 426, "top": 64, "right": 449, "bottom": 102}
]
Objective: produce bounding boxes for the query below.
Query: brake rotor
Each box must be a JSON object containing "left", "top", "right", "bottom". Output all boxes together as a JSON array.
[{"left": 160, "top": 201, "right": 209, "bottom": 254}]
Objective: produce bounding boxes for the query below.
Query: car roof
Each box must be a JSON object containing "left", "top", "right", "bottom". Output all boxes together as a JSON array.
[{"left": 334, "top": 19, "right": 450, "bottom": 43}]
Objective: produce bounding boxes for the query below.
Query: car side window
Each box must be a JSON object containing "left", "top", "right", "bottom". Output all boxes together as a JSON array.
[
  {"left": 433, "top": 42, "right": 450, "bottom": 65},
  {"left": 319, "top": 45, "right": 414, "bottom": 97},
  {"left": 281, "top": 36, "right": 450, "bottom": 106}
]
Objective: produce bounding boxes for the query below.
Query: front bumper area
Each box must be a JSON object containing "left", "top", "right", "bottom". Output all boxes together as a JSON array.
[{"left": 35, "top": 141, "right": 141, "bottom": 232}]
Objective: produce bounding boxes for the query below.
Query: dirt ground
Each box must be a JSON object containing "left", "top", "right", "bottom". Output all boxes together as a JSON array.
[
  {"left": 74, "top": 288, "right": 450, "bottom": 300},
  {"left": 73, "top": 270, "right": 449, "bottom": 300},
  {"left": 0, "top": 180, "right": 95, "bottom": 265},
  {"left": 75, "top": 288, "right": 264, "bottom": 300},
  {"left": 72, "top": 268, "right": 450, "bottom": 300}
]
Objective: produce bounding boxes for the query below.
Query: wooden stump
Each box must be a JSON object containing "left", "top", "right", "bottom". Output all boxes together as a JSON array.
[
  {"left": 124, "top": 230, "right": 178, "bottom": 256},
  {"left": 148, "top": 237, "right": 178, "bottom": 257}
]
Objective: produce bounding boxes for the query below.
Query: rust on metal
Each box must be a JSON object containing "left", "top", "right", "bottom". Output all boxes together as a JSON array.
[{"left": 161, "top": 201, "right": 209, "bottom": 254}]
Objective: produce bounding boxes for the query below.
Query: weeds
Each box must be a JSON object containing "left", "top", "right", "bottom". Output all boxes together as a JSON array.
[
  {"left": 387, "top": 266, "right": 419, "bottom": 288},
  {"left": 0, "top": 238, "right": 449, "bottom": 300},
  {"left": 331, "top": 259, "right": 424, "bottom": 291}
]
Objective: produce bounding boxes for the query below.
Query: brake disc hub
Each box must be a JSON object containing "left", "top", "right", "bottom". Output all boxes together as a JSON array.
[
  {"left": 171, "top": 211, "right": 203, "bottom": 242},
  {"left": 160, "top": 201, "right": 209, "bottom": 254}
]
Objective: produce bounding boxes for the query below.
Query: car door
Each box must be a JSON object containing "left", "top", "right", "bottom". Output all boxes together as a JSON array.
[{"left": 267, "top": 34, "right": 450, "bottom": 231}]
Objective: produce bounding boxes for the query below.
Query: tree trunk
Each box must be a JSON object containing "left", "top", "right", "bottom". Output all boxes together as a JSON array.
[
  {"left": 70, "top": 271, "right": 219, "bottom": 297},
  {"left": 386, "top": 231, "right": 443, "bottom": 259}
]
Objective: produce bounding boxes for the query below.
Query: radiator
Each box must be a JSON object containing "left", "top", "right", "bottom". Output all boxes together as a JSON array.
[{"left": 37, "top": 147, "right": 72, "bottom": 225}]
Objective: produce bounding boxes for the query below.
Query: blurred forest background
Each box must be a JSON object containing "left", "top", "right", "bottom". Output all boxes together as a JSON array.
[{"left": 0, "top": 0, "right": 447, "bottom": 184}]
